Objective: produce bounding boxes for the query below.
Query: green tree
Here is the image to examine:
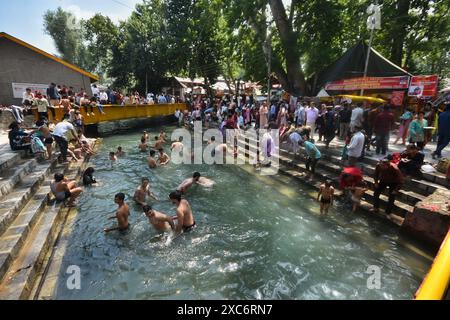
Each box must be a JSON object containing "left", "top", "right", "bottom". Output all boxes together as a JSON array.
[{"left": 43, "top": 7, "right": 89, "bottom": 68}]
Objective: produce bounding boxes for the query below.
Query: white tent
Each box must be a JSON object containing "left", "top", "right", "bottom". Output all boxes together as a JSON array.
[{"left": 316, "top": 88, "right": 330, "bottom": 97}]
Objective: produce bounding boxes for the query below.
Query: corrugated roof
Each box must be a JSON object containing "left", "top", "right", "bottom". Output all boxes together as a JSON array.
[{"left": 0, "top": 32, "right": 99, "bottom": 81}]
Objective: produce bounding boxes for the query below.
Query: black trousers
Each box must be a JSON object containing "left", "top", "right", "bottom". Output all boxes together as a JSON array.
[
  {"left": 306, "top": 157, "right": 319, "bottom": 174},
  {"left": 54, "top": 135, "right": 68, "bottom": 162},
  {"left": 374, "top": 182, "right": 400, "bottom": 214}
]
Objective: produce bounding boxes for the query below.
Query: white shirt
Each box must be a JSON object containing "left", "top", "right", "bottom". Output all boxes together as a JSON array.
[
  {"left": 92, "top": 87, "right": 100, "bottom": 96},
  {"left": 99, "top": 92, "right": 108, "bottom": 101},
  {"left": 306, "top": 107, "right": 319, "bottom": 124},
  {"left": 22, "top": 91, "right": 34, "bottom": 103},
  {"left": 53, "top": 121, "right": 75, "bottom": 140},
  {"left": 347, "top": 131, "right": 365, "bottom": 158},
  {"left": 351, "top": 107, "right": 364, "bottom": 127}
]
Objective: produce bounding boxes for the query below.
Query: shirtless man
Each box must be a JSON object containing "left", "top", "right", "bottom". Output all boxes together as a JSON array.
[
  {"left": 317, "top": 180, "right": 334, "bottom": 214},
  {"left": 177, "top": 172, "right": 215, "bottom": 194},
  {"left": 153, "top": 136, "right": 165, "bottom": 150},
  {"left": 169, "top": 190, "right": 196, "bottom": 234},
  {"left": 158, "top": 148, "right": 170, "bottom": 166},
  {"left": 139, "top": 137, "right": 148, "bottom": 152},
  {"left": 143, "top": 205, "right": 175, "bottom": 233},
  {"left": 148, "top": 150, "right": 158, "bottom": 169},
  {"left": 159, "top": 129, "right": 168, "bottom": 143},
  {"left": 171, "top": 137, "right": 184, "bottom": 153},
  {"left": 133, "top": 178, "right": 158, "bottom": 206},
  {"left": 104, "top": 193, "right": 130, "bottom": 233}
]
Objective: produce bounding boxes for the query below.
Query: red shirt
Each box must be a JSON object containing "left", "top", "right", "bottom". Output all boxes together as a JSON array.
[{"left": 374, "top": 111, "right": 395, "bottom": 135}]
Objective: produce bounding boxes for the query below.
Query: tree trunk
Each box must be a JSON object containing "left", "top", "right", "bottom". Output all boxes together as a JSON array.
[
  {"left": 390, "top": 0, "right": 411, "bottom": 66},
  {"left": 269, "top": 0, "right": 306, "bottom": 96}
]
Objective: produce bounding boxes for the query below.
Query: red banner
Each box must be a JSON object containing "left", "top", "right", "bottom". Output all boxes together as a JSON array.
[
  {"left": 408, "top": 75, "right": 438, "bottom": 97},
  {"left": 325, "top": 76, "right": 410, "bottom": 91}
]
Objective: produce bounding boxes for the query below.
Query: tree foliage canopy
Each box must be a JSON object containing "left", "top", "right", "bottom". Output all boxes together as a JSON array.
[{"left": 43, "top": 0, "right": 450, "bottom": 94}]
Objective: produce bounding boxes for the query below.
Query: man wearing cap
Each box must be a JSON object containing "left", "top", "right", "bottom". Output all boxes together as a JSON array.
[{"left": 371, "top": 159, "right": 404, "bottom": 215}]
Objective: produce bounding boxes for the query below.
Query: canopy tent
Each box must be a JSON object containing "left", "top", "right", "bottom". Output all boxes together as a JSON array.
[
  {"left": 316, "top": 88, "right": 330, "bottom": 97},
  {"left": 311, "top": 40, "right": 411, "bottom": 95}
]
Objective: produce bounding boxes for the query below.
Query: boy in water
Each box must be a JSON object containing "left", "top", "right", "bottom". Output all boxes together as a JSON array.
[
  {"left": 317, "top": 180, "right": 334, "bottom": 214},
  {"left": 105, "top": 193, "right": 130, "bottom": 233},
  {"left": 142, "top": 131, "right": 149, "bottom": 143},
  {"left": 348, "top": 181, "right": 367, "bottom": 213},
  {"left": 139, "top": 137, "right": 148, "bottom": 152},
  {"left": 148, "top": 150, "right": 158, "bottom": 169},
  {"left": 116, "top": 146, "right": 125, "bottom": 157},
  {"left": 157, "top": 148, "right": 170, "bottom": 166},
  {"left": 134, "top": 178, "right": 158, "bottom": 206},
  {"left": 109, "top": 152, "right": 117, "bottom": 162},
  {"left": 143, "top": 205, "right": 175, "bottom": 233}
]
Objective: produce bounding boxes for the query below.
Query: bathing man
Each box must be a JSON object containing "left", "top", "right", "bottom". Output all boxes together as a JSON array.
[
  {"left": 105, "top": 193, "right": 130, "bottom": 233},
  {"left": 134, "top": 178, "right": 158, "bottom": 206},
  {"left": 143, "top": 205, "right": 175, "bottom": 233},
  {"left": 169, "top": 190, "right": 196, "bottom": 234},
  {"left": 177, "top": 172, "right": 215, "bottom": 194}
]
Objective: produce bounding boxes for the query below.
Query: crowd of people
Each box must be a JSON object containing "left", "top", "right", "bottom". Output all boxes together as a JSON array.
[
  {"left": 1, "top": 83, "right": 182, "bottom": 128},
  {"left": 5, "top": 87, "right": 450, "bottom": 232},
  {"left": 91, "top": 130, "right": 215, "bottom": 235},
  {"left": 170, "top": 93, "right": 450, "bottom": 217}
]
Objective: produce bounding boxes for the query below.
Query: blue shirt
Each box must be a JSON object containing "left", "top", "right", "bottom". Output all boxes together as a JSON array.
[
  {"left": 304, "top": 141, "right": 321, "bottom": 159},
  {"left": 438, "top": 111, "right": 450, "bottom": 136}
]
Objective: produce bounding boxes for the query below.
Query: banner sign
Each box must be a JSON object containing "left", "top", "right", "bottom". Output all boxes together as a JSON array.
[
  {"left": 390, "top": 91, "right": 405, "bottom": 106},
  {"left": 325, "top": 76, "right": 410, "bottom": 91},
  {"left": 12, "top": 83, "right": 48, "bottom": 98},
  {"left": 408, "top": 75, "right": 438, "bottom": 97}
]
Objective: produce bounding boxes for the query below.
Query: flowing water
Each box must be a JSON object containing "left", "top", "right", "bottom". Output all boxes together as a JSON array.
[{"left": 50, "top": 126, "right": 432, "bottom": 300}]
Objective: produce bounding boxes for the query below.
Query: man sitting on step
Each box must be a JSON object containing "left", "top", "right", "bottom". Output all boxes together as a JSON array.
[{"left": 50, "top": 173, "right": 83, "bottom": 207}]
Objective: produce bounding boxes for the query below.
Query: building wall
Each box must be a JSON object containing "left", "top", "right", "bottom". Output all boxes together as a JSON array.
[{"left": 0, "top": 38, "right": 93, "bottom": 105}]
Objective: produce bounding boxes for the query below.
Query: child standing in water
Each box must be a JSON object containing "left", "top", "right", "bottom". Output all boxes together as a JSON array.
[
  {"left": 348, "top": 181, "right": 367, "bottom": 213},
  {"left": 317, "top": 180, "right": 334, "bottom": 214},
  {"left": 109, "top": 152, "right": 117, "bottom": 163}
]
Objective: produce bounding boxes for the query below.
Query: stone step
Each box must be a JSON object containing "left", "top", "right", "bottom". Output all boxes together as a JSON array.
[
  {"left": 0, "top": 159, "right": 87, "bottom": 300},
  {"left": 237, "top": 145, "right": 413, "bottom": 218},
  {"left": 238, "top": 140, "right": 424, "bottom": 208},
  {"left": 0, "top": 159, "right": 37, "bottom": 199},
  {"left": 0, "top": 202, "right": 66, "bottom": 300},
  {"left": 0, "top": 160, "right": 57, "bottom": 237},
  {"left": 242, "top": 134, "right": 450, "bottom": 190},
  {"left": 0, "top": 188, "right": 49, "bottom": 282},
  {"left": 236, "top": 150, "right": 405, "bottom": 226},
  {"left": 0, "top": 151, "right": 21, "bottom": 175}
]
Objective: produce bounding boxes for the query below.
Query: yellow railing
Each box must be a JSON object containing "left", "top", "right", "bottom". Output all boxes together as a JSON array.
[
  {"left": 34, "top": 103, "right": 184, "bottom": 125},
  {"left": 415, "top": 229, "right": 450, "bottom": 300}
]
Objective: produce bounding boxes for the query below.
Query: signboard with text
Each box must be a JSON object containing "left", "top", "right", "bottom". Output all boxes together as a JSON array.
[
  {"left": 325, "top": 76, "right": 410, "bottom": 91},
  {"left": 12, "top": 83, "right": 48, "bottom": 98},
  {"left": 408, "top": 75, "right": 438, "bottom": 97}
]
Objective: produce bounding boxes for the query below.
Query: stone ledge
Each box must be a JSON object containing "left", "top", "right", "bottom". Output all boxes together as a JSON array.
[{"left": 401, "top": 189, "right": 450, "bottom": 248}]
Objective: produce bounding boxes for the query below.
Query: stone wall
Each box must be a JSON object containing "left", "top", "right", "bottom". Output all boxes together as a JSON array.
[
  {"left": 0, "top": 110, "right": 35, "bottom": 131},
  {"left": 87, "top": 115, "right": 178, "bottom": 137},
  {"left": 401, "top": 189, "right": 450, "bottom": 248}
]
